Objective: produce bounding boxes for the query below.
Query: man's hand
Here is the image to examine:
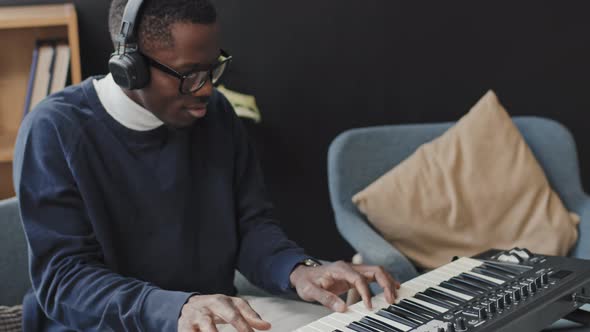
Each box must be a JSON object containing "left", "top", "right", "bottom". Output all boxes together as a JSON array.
[
  {"left": 289, "top": 261, "right": 401, "bottom": 312},
  {"left": 178, "top": 294, "right": 271, "bottom": 332}
]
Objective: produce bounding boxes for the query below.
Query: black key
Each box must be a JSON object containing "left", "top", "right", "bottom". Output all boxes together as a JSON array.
[
  {"left": 403, "top": 299, "right": 442, "bottom": 315},
  {"left": 414, "top": 293, "right": 454, "bottom": 309},
  {"left": 361, "top": 316, "right": 404, "bottom": 332},
  {"left": 440, "top": 281, "right": 480, "bottom": 297},
  {"left": 387, "top": 304, "right": 430, "bottom": 323},
  {"left": 482, "top": 262, "right": 520, "bottom": 276},
  {"left": 384, "top": 308, "right": 426, "bottom": 325},
  {"left": 449, "top": 277, "right": 487, "bottom": 293},
  {"left": 364, "top": 316, "right": 406, "bottom": 332},
  {"left": 371, "top": 311, "right": 416, "bottom": 329},
  {"left": 348, "top": 321, "right": 380, "bottom": 332},
  {"left": 472, "top": 267, "right": 512, "bottom": 281},
  {"left": 333, "top": 330, "right": 344, "bottom": 332},
  {"left": 425, "top": 288, "right": 464, "bottom": 305},
  {"left": 396, "top": 301, "right": 436, "bottom": 318},
  {"left": 461, "top": 272, "right": 499, "bottom": 287}
]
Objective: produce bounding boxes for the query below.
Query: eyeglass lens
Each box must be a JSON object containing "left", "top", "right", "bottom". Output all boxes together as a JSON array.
[{"left": 181, "top": 61, "right": 229, "bottom": 94}]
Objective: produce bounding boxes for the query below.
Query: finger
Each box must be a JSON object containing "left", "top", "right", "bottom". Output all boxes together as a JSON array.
[
  {"left": 355, "top": 265, "right": 400, "bottom": 302},
  {"left": 210, "top": 298, "right": 254, "bottom": 332},
  {"left": 385, "top": 272, "right": 402, "bottom": 298},
  {"left": 361, "top": 269, "right": 396, "bottom": 303},
  {"left": 305, "top": 283, "right": 347, "bottom": 312},
  {"left": 361, "top": 270, "right": 392, "bottom": 304},
  {"left": 334, "top": 267, "right": 373, "bottom": 310},
  {"left": 194, "top": 314, "right": 219, "bottom": 332},
  {"left": 231, "top": 298, "right": 271, "bottom": 330}
]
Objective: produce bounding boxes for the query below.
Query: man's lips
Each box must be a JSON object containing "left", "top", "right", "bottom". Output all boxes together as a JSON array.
[{"left": 185, "top": 105, "right": 208, "bottom": 118}]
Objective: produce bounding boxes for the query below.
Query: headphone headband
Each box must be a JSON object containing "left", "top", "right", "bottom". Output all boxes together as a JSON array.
[{"left": 115, "top": 0, "right": 144, "bottom": 45}]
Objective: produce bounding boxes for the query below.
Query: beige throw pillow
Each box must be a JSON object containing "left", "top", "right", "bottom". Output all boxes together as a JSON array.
[{"left": 352, "top": 91, "right": 579, "bottom": 269}]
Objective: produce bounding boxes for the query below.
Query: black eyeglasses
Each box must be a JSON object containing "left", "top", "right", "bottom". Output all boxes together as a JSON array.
[{"left": 141, "top": 49, "right": 232, "bottom": 94}]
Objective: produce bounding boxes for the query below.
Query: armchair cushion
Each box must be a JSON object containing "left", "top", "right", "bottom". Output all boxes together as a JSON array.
[{"left": 352, "top": 91, "right": 579, "bottom": 269}]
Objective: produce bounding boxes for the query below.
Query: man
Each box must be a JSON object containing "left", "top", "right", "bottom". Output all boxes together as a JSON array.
[{"left": 13, "top": 0, "right": 399, "bottom": 331}]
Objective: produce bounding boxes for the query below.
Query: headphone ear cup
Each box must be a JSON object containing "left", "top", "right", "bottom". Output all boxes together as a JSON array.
[
  {"left": 108, "top": 51, "right": 150, "bottom": 90},
  {"left": 127, "top": 52, "right": 150, "bottom": 89}
]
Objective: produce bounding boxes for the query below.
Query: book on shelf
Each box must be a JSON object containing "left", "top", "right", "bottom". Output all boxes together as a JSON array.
[
  {"left": 23, "top": 39, "right": 71, "bottom": 118},
  {"left": 50, "top": 43, "right": 71, "bottom": 94},
  {"left": 22, "top": 45, "right": 39, "bottom": 119}
]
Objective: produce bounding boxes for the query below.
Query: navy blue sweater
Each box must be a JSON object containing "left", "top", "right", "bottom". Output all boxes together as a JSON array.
[{"left": 13, "top": 77, "right": 310, "bottom": 331}]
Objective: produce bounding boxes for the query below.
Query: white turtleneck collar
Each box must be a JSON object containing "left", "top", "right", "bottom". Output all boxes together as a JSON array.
[{"left": 93, "top": 74, "right": 164, "bottom": 131}]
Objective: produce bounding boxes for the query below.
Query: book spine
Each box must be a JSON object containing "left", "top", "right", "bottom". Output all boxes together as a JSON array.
[
  {"left": 45, "top": 41, "right": 57, "bottom": 96},
  {"left": 23, "top": 44, "right": 40, "bottom": 119}
]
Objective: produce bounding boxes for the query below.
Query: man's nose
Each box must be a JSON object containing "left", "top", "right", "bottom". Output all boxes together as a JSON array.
[{"left": 193, "top": 76, "right": 214, "bottom": 98}]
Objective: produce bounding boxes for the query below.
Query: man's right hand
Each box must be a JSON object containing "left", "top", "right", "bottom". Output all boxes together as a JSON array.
[{"left": 178, "top": 294, "right": 271, "bottom": 332}]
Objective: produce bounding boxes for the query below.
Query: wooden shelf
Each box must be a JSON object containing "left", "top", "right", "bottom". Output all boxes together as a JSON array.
[
  {"left": 0, "top": 4, "right": 81, "bottom": 83},
  {"left": 0, "top": 3, "right": 82, "bottom": 199},
  {"left": 0, "top": 4, "right": 75, "bottom": 29}
]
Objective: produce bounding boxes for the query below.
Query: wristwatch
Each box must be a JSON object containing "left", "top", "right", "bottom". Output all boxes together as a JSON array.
[{"left": 299, "top": 258, "right": 322, "bottom": 268}]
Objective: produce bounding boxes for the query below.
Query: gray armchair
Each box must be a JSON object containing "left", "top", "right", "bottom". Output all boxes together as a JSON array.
[
  {"left": 0, "top": 197, "right": 28, "bottom": 306},
  {"left": 327, "top": 116, "right": 590, "bottom": 331}
]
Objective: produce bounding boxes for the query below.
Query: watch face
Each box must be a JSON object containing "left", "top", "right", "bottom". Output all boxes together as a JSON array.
[{"left": 304, "top": 258, "right": 321, "bottom": 267}]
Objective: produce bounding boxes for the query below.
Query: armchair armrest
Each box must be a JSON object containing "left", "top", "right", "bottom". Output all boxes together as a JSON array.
[{"left": 570, "top": 197, "right": 590, "bottom": 260}]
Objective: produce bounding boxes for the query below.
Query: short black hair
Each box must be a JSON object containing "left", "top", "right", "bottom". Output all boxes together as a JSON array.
[{"left": 109, "top": 0, "right": 217, "bottom": 51}]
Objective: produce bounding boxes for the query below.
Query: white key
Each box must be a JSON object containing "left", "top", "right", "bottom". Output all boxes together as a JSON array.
[
  {"left": 401, "top": 282, "right": 426, "bottom": 295},
  {"left": 405, "top": 297, "right": 448, "bottom": 313},
  {"left": 327, "top": 311, "right": 362, "bottom": 325},
  {"left": 439, "top": 264, "right": 471, "bottom": 277},
  {"left": 318, "top": 316, "right": 355, "bottom": 331},
  {"left": 308, "top": 320, "right": 344, "bottom": 332},
  {"left": 296, "top": 326, "right": 325, "bottom": 332},
  {"left": 409, "top": 275, "right": 444, "bottom": 291},
  {"left": 418, "top": 272, "right": 449, "bottom": 285}
]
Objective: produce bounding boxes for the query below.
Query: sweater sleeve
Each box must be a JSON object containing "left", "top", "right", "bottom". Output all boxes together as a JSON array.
[
  {"left": 13, "top": 109, "right": 194, "bottom": 331},
  {"left": 226, "top": 100, "right": 313, "bottom": 294}
]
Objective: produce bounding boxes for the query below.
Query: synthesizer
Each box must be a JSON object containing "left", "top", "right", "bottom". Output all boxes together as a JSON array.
[{"left": 296, "top": 248, "right": 590, "bottom": 332}]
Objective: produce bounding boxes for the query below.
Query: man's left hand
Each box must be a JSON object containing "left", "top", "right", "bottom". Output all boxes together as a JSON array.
[{"left": 289, "top": 261, "right": 401, "bottom": 312}]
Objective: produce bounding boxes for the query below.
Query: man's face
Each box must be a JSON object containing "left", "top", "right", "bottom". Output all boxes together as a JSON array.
[{"left": 131, "top": 22, "right": 220, "bottom": 128}]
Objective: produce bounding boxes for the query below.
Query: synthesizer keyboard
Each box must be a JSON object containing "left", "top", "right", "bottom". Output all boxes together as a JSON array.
[{"left": 296, "top": 248, "right": 590, "bottom": 332}]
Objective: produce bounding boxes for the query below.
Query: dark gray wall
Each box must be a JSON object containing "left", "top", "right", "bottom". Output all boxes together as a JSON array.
[{"left": 70, "top": 1, "right": 590, "bottom": 261}]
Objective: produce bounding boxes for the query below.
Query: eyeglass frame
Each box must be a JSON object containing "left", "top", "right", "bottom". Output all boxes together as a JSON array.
[{"left": 140, "top": 49, "right": 232, "bottom": 94}]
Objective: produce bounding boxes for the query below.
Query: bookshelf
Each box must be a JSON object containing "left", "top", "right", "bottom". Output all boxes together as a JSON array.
[{"left": 0, "top": 4, "right": 81, "bottom": 199}]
